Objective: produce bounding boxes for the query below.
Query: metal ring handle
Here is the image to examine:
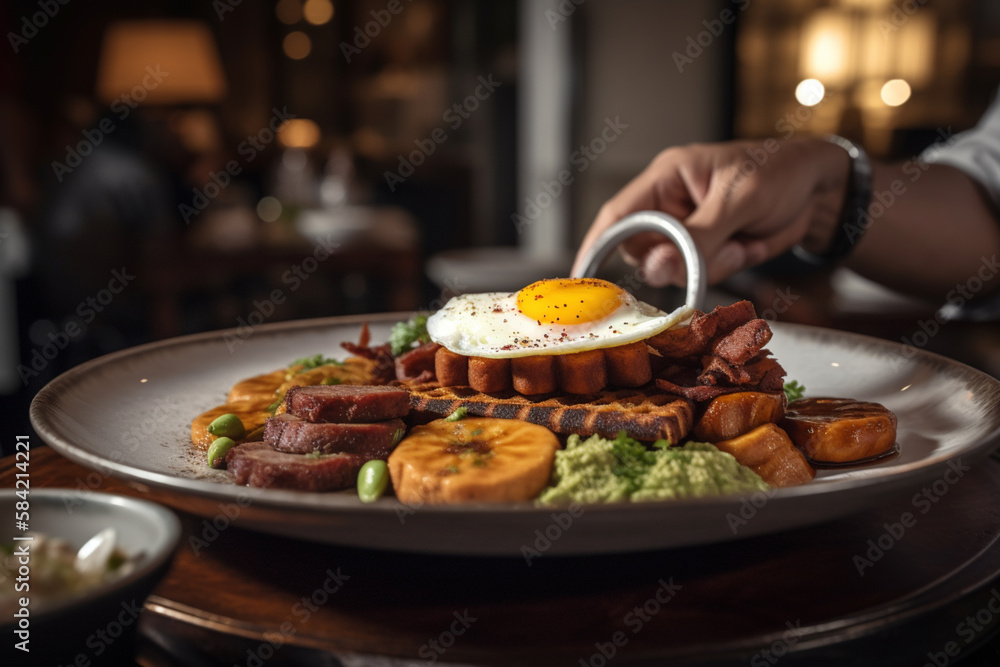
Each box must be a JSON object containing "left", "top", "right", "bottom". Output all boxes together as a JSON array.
[{"left": 571, "top": 211, "right": 706, "bottom": 311}]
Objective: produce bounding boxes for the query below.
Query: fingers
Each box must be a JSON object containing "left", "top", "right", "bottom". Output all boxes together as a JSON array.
[
  {"left": 620, "top": 231, "right": 676, "bottom": 266},
  {"left": 572, "top": 141, "right": 812, "bottom": 286},
  {"left": 677, "top": 173, "right": 745, "bottom": 267},
  {"left": 708, "top": 240, "right": 757, "bottom": 283},
  {"left": 641, "top": 242, "right": 682, "bottom": 287},
  {"left": 743, "top": 239, "right": 770, "bottom": 267},
  {"left": 572, "top": 149, "right": 697, "bottom": 277},
  {"left": 639, "top": 236, "right": 774, "bottom": 288},
  {"left": 753, "top": 207, "right": 814, "bottom": 260}
]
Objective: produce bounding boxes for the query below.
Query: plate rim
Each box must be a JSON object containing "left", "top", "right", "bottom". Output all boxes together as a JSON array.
[{"left": 28, "top": 315, "right": 1000, "bottom": 518}]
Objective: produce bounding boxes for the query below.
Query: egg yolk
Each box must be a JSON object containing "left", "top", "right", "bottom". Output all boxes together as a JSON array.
[{"left": 516, "top": 278, "right": 626, "bottom": 324}]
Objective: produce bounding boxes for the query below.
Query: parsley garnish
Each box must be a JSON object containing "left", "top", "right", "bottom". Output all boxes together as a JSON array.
[
  {"left": 289, "top": 354, "right": 343, "bottom": 372},
  {"left": 389, "top": 313, "right": 431, "bottom": 356},
  {"left": 784, "top": 380, "right": 806, "bottom": 403},
  {"left": 610, "top": 431, "right": 656, "bottom": 494}
]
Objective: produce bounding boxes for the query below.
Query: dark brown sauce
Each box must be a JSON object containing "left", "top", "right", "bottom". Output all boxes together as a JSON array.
[{"left": 808, "top": 442, "right": 901, "bottom": 469}]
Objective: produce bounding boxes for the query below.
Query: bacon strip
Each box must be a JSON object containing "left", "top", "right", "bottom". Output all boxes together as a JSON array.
[
  {"left": 340, "top": 339, "right": 395, "bottom": 384},
  {"left": 698, "top": 355, "right": 751, "bottom": 386},
  {"left": 711, "top": 319, "right": 772, "bottom": 365},
  {"left": 395, "top": 342, "right": 441, "bottom": 382},
  {"left": 654, "top": 379, "right": 748, "bottom": 402},
  {"left": 647, "top": 301, "right": 758, "bottom": 359},
  {"left": 647, "top": 301, "right": 786, "bottom": 402}
]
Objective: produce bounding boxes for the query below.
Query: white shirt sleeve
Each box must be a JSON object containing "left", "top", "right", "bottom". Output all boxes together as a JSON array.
[
  {"left": 922, "top": 91, "right": 1000, "bottom": 210},
  {"left": 921, "top": 93, "right": 1000, "bottom": 320}
]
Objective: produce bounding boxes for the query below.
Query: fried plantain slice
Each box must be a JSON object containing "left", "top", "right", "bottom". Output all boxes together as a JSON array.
[
  {"left": 693, "top": 391, "right": 786, "bottom": 442},
  {"left": 388, "top": 417, "right": 559, "bottom": 504},
  {"left": 781, "top": 397, "right": 897, "bottom": 463},
  {"left": 714, "top": 423, "right": 815, "bottom": 487}
]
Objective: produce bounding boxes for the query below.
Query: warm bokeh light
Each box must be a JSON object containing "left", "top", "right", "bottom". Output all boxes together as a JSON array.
[
  {"left": 894, "top": 14, "right": 935, "bottom": 87},
  {"left": 795, "top": 79, "right": 825, "bottom": 106},
  {"left": 278, "top": 118, "right": 321, "bottom": 148},
  {"left": 283, "top": 31, "right": 312, "bottom": 60},
  {"left": 880, "top": 79, "right": 912, "bottom": 106},
  {"left": 303, "top": 0, "right": 334, "bottom": 25},
  {"left": 256, "top": 196, "right": 283, "bottom": 222},
  {"left": 857, "top": 13, "right": 935, "bottom": 87},
  {"left": 837, "top": 0, "right": 896, "bottom": 7},
  {"left": 276, "top": 0, "right": 302, "bottom": 25},
  {"left": 800, "top": 10, "right": 853, "bottom": 87}
]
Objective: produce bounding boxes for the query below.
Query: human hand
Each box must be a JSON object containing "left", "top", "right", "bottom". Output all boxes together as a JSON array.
[{"left": 571, "top": 138, "right": 851, "bottom": 286}]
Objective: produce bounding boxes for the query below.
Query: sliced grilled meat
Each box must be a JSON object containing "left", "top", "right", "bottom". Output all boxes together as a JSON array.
[
  {"left": 226, "top": 442, "right": 365, "bottom": 491},
  {"left": 285, "top": 384, "right": 410, "bottom": 423},
  {"left": 265, "top": 413, "right": 405, "bottom": 457}
]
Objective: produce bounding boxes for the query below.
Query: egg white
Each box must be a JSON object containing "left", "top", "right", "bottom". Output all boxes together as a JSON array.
[{"left": 426, "top": 291, "right": 692, "bottom": 358}]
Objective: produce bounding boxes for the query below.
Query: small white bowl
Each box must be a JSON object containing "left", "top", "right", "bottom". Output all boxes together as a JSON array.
[{"left": 0, "top": 489, "right": 180, "bottom": 663}]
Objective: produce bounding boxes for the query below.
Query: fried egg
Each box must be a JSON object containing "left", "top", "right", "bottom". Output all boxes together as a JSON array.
[{"left": 426, "top": 278, "right": 692, "bottom": 358}]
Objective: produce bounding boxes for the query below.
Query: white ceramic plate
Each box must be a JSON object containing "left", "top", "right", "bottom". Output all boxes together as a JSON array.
[{"left": 30, "top": 315, "right": 1000, "bottom": 555}]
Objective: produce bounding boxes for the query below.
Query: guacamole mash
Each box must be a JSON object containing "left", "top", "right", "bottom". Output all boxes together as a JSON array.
[{"left": 538, "top": 432, "right": 769, "bottom": 504}]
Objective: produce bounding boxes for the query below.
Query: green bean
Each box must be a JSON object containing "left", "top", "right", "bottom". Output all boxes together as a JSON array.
[
  {"left": 208, "top": 413, "right": 247, "bottom": 440},
  {"left": 357, "top": 460, "right": 389, "bottom": 503},
  {"left": 207, "top": 437, "right": 237, "bottom": 468}
]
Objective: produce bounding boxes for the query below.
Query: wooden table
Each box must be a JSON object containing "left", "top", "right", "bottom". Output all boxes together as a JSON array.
[{"left": 8, "top": 446, "right": 1000, "bottom": 665}]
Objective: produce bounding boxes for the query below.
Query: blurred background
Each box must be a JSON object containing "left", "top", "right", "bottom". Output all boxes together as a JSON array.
[{"left": 2, "top": 0, "right": 1000, "bottom": 455}]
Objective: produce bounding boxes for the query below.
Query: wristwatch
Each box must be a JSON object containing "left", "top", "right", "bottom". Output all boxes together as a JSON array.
[{"left": 793, "top": 135, "right": 874, "bottom": 265}]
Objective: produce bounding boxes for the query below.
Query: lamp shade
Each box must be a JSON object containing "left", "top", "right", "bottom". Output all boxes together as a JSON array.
[{"left": 96, "top": 20, "right": 227, "bottom": 105}]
